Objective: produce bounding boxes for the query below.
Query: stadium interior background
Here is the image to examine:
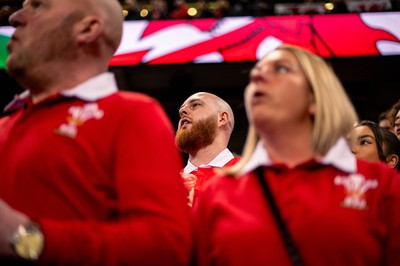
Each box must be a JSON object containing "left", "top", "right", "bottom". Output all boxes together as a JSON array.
[{"left": 0, "top": 0, "right": 399, "bottom": 155}]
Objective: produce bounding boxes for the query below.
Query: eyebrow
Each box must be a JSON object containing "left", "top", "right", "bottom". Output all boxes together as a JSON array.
[
  {"left": 273, "top": 58, "right": 291, "bottom": 64},
  {"left": 357, "top": 135, "right": 375, "bottom": 141},
  {"left": 179, "top": 99, "right": 203, "bottom": 110},
  {"left": 255, "top": 57, "right": 292, "bottom": 69}
]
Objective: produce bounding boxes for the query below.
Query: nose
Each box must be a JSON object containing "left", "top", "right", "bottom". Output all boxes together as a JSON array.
[
  {"left": 179, "top": 106, "right": 189, "bottom": 117},
  {"left": 250, "top": 66, "right": 266, "bottom": 83},
  {"left": 9, "top": 8, "right": 24, "bottom": 27},
  {"left": 250, "top": 66, "right": 260, "bottom": 78}
]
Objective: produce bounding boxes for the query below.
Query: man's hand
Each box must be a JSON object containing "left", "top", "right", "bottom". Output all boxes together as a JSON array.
[{"left": 0, "top": 199, "right": 29, "bottom": 257}]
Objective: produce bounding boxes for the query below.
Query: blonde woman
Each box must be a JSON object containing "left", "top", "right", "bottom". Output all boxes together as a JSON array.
[{"left": 193, "top": 44, "right": 400, "bottom": 266}]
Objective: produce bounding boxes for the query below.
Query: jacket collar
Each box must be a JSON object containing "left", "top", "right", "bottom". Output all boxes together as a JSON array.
[
  {"left": 184, "top": 148, "right": 235, "bottom": 173},
  {"left": 240, "top": 137, "right": 356, "bottom": 175},
  {"left": 4, "top": 72, "right": 117, "bottom": 113}
]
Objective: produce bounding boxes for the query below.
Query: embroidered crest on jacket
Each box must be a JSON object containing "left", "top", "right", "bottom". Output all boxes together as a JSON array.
[
  {"left": 55, "top": 103, "right": 104, "bottom": 138},
  {"left": 334, "top": 174, "right": 378, "bottom": 209},
  {"left": 181, "top": 173, "right": 198, "bottom": 207}
]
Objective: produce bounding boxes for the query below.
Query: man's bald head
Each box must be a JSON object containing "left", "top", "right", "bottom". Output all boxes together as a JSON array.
[
  {"left": 192, "top": 92, "right": 235, "bottom": 134},
  {"left": 73, "top": 0, "right": 123, "bottom": 55},
  {"left": 94, "top": 0, "right": 124, "bottom": 53}
]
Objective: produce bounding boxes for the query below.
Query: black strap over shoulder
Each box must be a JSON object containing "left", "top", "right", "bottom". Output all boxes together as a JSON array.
[{"left": 255, "top": 166, "right": 303, "bottom": 266}]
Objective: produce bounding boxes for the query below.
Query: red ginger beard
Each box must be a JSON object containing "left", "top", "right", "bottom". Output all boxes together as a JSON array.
[{"left": 175, "top": 114, "right": 218, "bottom": 154}]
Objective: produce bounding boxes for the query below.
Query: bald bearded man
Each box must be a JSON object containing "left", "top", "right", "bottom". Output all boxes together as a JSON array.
[{"left": 176, "top": 92, "right": 240, "bottom": 207}]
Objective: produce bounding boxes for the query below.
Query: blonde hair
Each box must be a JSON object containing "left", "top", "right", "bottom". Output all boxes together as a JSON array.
[{"left": 223, "top": 44, "right": 359, "bottom": 176}]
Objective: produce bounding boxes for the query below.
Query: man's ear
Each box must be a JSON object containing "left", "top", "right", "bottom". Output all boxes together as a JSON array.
[
  {"left": 386, "top": 154, "right": 399, "bottom": 169},
  {"left": 219, "top": 112, "right": 229, "bottom": 127},
  {"left": 75, "top": 16, "right": 102, "bottom": 44}
]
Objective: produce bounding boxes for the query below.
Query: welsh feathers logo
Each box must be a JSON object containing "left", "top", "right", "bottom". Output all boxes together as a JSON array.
[
  {"left": 334, "top": 174, "right": 378, "bottom": 210},
  {"left": 55, "top": 103, "right": 104, "bottom": 138}
]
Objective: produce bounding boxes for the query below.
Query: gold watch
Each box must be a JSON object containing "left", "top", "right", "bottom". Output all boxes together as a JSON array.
[{"left": 10, "top": 222, "right": 44, "bottom": 261}]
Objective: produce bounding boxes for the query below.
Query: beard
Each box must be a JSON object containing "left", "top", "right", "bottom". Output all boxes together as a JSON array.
[{"left": 176, "top": 114, "right": 218, "bottom": 154}]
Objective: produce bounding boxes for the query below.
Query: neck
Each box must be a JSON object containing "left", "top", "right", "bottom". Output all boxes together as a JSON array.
[
  {"left": 260, "top": 122, "right": 315, "bottom": 168},
  {"left": 22, "top": 62, "right": 106, "bottom": 104},
  {"left": 188, "top": 140, "right": 228, "bottom": 167}
]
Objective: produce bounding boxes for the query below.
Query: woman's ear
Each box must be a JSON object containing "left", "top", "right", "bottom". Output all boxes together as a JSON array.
[
  {"left": 75, "top": 16, "right": 102, "bottom": 44},
  {"left": 308, "top": 93, "right": 316, "bottom": 116},
  {"left": 308, "top": 103, "right": 316, "bottom": 116},
  {"left": 386, "top": 154, "right": 399, "bottom": 169}
]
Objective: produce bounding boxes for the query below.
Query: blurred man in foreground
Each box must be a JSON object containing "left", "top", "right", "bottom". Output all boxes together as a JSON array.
[{"left": 0, "top": 0, "right": 192, "bottom": 264}]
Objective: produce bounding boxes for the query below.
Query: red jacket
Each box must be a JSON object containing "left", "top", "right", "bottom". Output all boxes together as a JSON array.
[
  {"left": 194, "top": 141, "right": 400, "bottom": 266},
  {"left": 0, "top": 74, "right": 192, "bottom": 265}
]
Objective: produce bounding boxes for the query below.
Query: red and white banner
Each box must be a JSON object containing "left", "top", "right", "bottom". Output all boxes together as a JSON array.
[
  {"left": 110, "top": 12, "right": 400, "bottom": 65},
  {"left": 1, "top": 12, "right": 399, "bottom": 66}
]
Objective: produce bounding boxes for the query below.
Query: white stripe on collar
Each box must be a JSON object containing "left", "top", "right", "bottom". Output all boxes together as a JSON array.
[
  {"left": 239, "top": 137, "right": 356, "bottom": 175},
  {"left": 3, "top": 73, "right": 118, "bottom": 113},
  {"left": 184, "top": 148, "right": 235, "bottom": 173},
  {"left": 61, "top": 72, "right": 118, "bottom": 101}
]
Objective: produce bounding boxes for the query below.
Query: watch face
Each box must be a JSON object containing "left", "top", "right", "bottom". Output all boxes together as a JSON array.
[
  {"left": 12, "top": 225, "right": 44, "bottom": 261},
  {"left": 15, "top": 233, "right": 43, "bottom": 260}
]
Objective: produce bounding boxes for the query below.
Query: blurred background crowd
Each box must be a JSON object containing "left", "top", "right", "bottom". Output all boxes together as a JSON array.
[{"left": 119, "top": 0, "right": 400, "bottom": 20}]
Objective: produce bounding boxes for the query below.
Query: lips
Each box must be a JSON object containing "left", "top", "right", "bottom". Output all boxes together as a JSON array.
[
  {"left": 6, "top": 40, "right": 14, "bottom": 52},
  {"left": 253, "top": 91, "right": 265, "bottom": 98},
  {"left": 249, "top": 89, "right": 269, "bottom": 106},
  {"left": 7, "top": 35, "right": 18, "bottom": 52},
  {"left": 252, "top": 90, "right": 268, "bottom": 101},
  {"left": 180, "top": 117, "right": 192, "bottom": 127}
]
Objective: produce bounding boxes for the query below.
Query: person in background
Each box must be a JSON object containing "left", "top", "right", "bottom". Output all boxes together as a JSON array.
[
  {"left": 176, "top": 92, "right": 240, "bottom": 207},
  {"left": 352, "top": 120, "right": 400, "bottom": 170},
  {"left": 149, "top": 0, "right": 169, "bottom": 20},
  {"left": 213, "top": 0, "right": 230, "bottom": 18},
  {"left": 195, "top": 0, "right": 214, "bottom": 18},
  {"left": 123, "top": 0, "right": 143, "bottom": 20},
  {"left": 193, "top": 44, "right": 400, "bottom": 266},
  {"left": 388, "top": 99, "right": 400, "bottom": 141},
  {"left": 378, "top": 110, "right": 394, "bottom": 133},
  {"left": 169, "top": 0, "right": 190, "bottom": 19},
  {"left": 381, "top": 126, "right": 400, "bottom": 171},
  {"left": 0, "top": 0, "right": 192, "bottom": 265}
]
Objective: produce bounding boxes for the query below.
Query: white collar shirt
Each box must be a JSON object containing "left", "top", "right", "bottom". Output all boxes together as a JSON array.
[
  {"left": 239, "top": 137, "right": 356, "bottom": 175},
  {"left": 184, "top": 148, "right": 235, "bottom": 173},
  {"left": 4, "top": 72, "right": 118, "bottom": 112}
]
